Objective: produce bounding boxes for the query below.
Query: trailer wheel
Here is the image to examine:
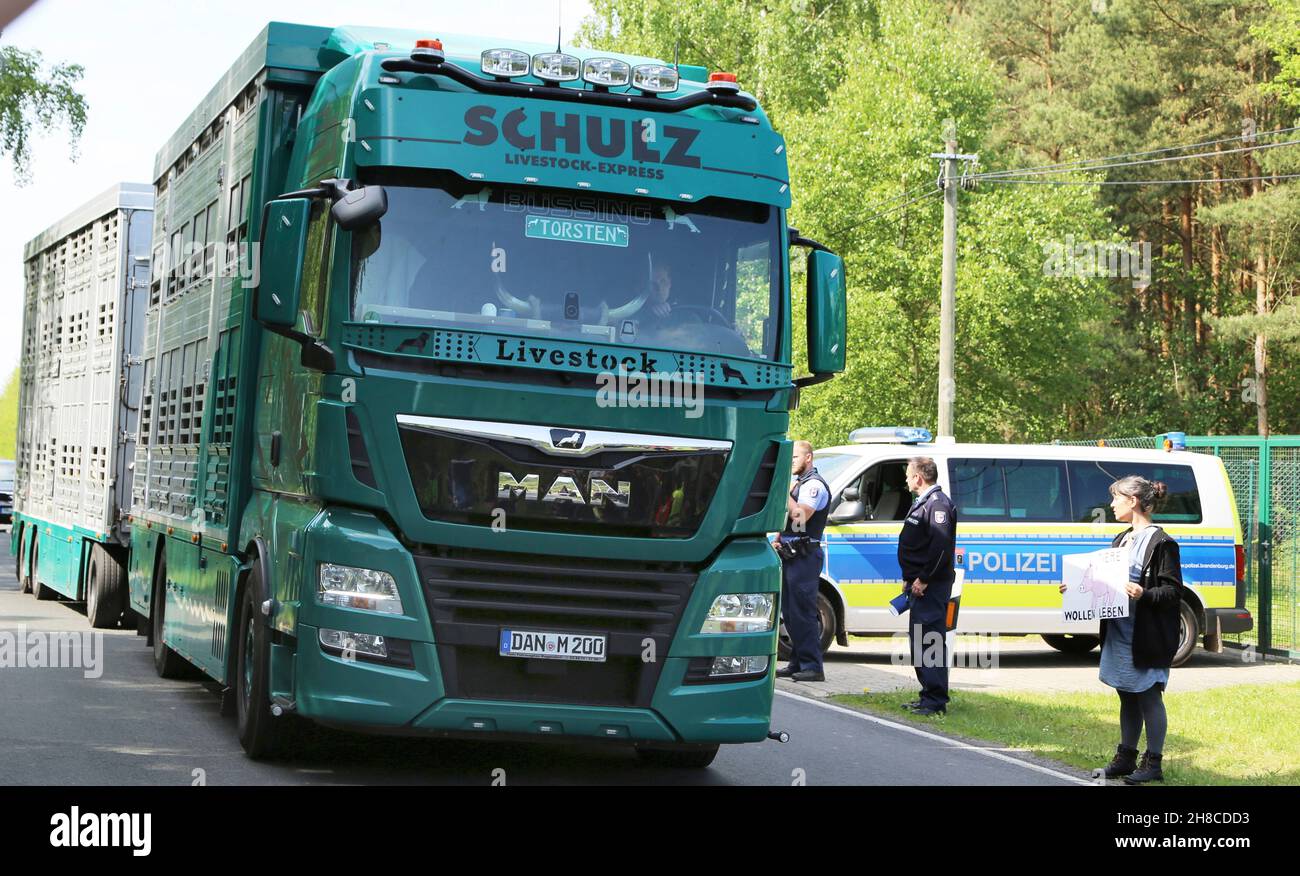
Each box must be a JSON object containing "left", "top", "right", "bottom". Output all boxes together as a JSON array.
[
  {"left": 634, "top": 743, "right": 720, "bottom": 769},
  {"left": 16, "top": 527, "right": 29, "bottom": 594},
  {"left": 235, "top": 563, "right": 293, "bottom": 759},
  {"left": 151, "top": 556, "right": 187, "bottom": 678},
  {"left": 31, "top": 539, "right": 54, "bottom": 600},
  {"left": 86, "top": 543, "right": 125, "bottom": 629}
]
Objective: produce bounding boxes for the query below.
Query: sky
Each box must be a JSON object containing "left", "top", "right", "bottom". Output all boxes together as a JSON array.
[{"left": 0, "top": 0, "right": 595, "bottom": 377}]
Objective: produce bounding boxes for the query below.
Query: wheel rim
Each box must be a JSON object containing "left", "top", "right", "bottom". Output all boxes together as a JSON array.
[
  {"left": 242, "top": 614, "right": 255, "bottom": 705},
  {"left": 88, "top": 563, "right": 96, "bottom": 616}
]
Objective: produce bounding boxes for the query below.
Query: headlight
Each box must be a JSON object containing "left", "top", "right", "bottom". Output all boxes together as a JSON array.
[
  {"left": 700, "top": 592, "right": 776, "bottom": 633},
  {"left": 318, "top": 563, "right": 403, "bottom": 615}
]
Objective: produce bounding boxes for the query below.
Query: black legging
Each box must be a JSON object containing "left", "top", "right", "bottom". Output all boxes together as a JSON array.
[{"left": 1118, "top": 686, "right": 1167, "bottom": 754}]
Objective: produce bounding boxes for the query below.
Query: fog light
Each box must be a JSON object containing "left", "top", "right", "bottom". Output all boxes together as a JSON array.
[
  {"left": 482, "top": 48, "right": 530, "bottom": 79},
  {"left": 700, "top": 592, "right": 776, "bottom": 633},
  {"left": 632, "top": 64, "right": 678, "bottom": 94},
  {"left": 320, "top": 628, "right": 388, "bottom": 659},
  {"left": 708, "top": 655, "right": 769, "bottom": 677},
  {"left": 318, "top": 563, "right": 403, "bottom": 615},
  {"left": 533, "top": 52, "right": 580, "bottom": 83},
  {"left": 582, "top": 57, "right": 631, "bottom": 88}
]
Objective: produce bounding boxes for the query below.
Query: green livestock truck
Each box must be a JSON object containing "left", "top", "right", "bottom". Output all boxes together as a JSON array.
[{"left": 13, "top": 22, "right": 846, "bottom": 767}]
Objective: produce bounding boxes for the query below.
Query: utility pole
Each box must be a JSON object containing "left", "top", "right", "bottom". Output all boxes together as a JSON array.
[{"left": 931, "top": 123, "right": 977, "bottom": 440}]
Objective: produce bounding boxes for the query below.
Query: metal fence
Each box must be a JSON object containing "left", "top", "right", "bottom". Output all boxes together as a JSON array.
[{"left": 1052, "top": 434, "right": 1300, "bottom": 658}]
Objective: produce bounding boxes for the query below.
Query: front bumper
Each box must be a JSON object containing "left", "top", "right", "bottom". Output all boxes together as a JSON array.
[{"left": 288, "top": 511, "right": 780, "bottom": 745}]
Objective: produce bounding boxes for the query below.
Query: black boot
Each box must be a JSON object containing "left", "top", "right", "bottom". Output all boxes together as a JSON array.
[
  {"left": 1099, "top": 744, "right": 1139, "bottom": 779},
  {"left": 1124, "top": 751, "right": 1164, "bottom": 784}
]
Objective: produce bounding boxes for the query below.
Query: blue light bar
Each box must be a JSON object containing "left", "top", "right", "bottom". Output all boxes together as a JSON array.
[
  {"left": 849, "top": 426, "right": 933, "bottom": 445},
  {"left": 1158, "top": 431, "right": 1187, "bottom": 451}
]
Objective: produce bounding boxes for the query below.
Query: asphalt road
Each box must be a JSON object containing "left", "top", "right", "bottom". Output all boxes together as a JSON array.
[{"left": 0, "top": 527, "right": 1085, "bottom": 786}]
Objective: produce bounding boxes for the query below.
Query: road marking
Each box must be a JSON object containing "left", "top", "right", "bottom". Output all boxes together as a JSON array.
[{"left": 776, "top": 690, "right": 1093, "bottom": 785}]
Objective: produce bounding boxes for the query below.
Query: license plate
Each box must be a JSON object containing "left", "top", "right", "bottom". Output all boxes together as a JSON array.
[{"left": 499, "top": 629, "right": 607, "bottom": 663}]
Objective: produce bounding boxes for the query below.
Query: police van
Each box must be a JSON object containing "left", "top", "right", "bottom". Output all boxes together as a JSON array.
[{"left": 788, "top": 428, "right": 1253, "bottom": 667}]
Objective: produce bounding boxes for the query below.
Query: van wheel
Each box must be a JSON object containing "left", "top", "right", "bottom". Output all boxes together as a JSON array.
[
  {"left": 86, "top": 544, "right": 126, "bottom": 629},
  {"left": 778, "top": 591, "right": 837, "bottom": 661},
  {"left": 152, "top": 557, "right": 188, "bottom": 678},
  {"left": 31, "top": 540, "right": 53, "bottom": 600},
  {"left": 1041, "top": 633, "right": 1099, "bottom": 654},
  {"left": 1171, "top": 601, "right": 1198, "bottom": 668},
  {"left": 635, "top": 744, "right": 720, "bottom": 769}
]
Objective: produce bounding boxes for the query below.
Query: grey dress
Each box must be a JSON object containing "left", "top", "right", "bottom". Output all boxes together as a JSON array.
[{"left": 1099, "top": 525, "right": 1170, "bottom": 693}]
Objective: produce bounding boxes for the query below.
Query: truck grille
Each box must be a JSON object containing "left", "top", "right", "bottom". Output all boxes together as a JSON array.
[{"left": 414, "top": 548, "right": 696, "bottom": 709}]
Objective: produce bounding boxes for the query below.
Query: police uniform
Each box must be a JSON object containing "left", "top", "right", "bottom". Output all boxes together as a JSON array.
[
  {"left": 897, "top": 483, "right": 958, "bottom": 710},
  {"left": 779, "top": 467, "right": 830, "bottom": 675}
]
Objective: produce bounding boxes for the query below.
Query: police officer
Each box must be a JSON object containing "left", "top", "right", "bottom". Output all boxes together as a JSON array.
[
  {"left": 774, "top": 441, "right": 830, "bottom": 682},
  {"left": 897, "top": 456, "right": 958, "bottom": 715}
]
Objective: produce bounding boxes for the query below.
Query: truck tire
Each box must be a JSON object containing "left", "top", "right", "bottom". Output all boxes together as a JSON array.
[
  {"left": 16, "top": 527, "right": 30, "bottom": 594},
  {"left": 1171, "top": 601, "right": 1198, "bottom": 668},
  {"left": 86, "top": 543, "right": 126, "bottom": 629},
  {"left": 635, "top": 744, "right": 720, "bottom": 769},
  {"left": 777, "top": 591, "right": 837, "bottom": 661},
  {"left": 31, "top": 540, "right": 54, "bottom": 601},
  {"left": 235, "top": 564, "right": 289, "bottom": 759},
  {"left": 151, "top": 557, "right": 188, "bottom": 678},
  {"left": 1041, "top": 634, "right": 1099, "bottom": 654}
]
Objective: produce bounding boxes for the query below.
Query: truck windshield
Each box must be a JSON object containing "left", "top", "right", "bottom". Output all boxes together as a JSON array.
[{"left": 351, "top": 171, "right": 780, "bottom": 363}]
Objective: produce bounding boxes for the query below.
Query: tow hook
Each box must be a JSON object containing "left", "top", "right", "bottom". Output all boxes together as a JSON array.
[{"left": 767, "top": 729, "right": 790, "bottom": 743}]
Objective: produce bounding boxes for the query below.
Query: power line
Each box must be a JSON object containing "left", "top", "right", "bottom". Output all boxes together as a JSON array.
[
  {"left": 976, "top": 172, "right": 1300, "bottom": 186},
  {"left": 975, "top": 123, "right": 1300, "bottom": 180},
  {"left": 972, "top": 138, "right": 1300, "bottom": 181}
]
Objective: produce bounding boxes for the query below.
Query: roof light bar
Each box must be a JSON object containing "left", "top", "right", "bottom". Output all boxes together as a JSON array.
[{"left": 849, "top": 426, "right": 933, "bottom": 445}]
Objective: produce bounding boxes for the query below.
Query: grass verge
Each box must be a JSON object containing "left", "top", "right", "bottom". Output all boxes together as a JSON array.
[{"left": 831, "top": 682, "right": 1300, "bottom": 785}]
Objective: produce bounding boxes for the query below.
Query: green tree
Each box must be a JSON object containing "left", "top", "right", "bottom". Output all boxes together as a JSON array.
[
  {"left": 0, "top": 41, "right": 88, "bottom": 181},
  {"left": 0, "top": 368, "right": 18, "bottom": 459}
]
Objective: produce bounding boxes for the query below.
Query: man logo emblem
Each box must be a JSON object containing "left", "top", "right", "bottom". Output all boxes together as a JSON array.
[{"left": 550, "top": 429, "right": 586, "bottom": 450}]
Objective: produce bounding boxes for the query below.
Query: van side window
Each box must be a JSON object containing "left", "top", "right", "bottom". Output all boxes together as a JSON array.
[
  {"left": 951, "top": 458, "right": 1069, "bottom": 521},
  {"left": 950, "top": 459, "right": 1005, "bottom": 518},
  {"left": 1003, "top": 459, "right": 1069, "bottom": 520},
  {"left": 1067, "top": 461, "right": 1202, "bottom": 524},
  {"left": 864, "top": 461, "right": 911, "bottom": 521},
  {"left": 832, "top": 460, "right": 911, "bottom": 522}
]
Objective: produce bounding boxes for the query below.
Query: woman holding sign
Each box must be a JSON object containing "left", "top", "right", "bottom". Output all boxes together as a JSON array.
[{"left": 1060, "top": 475, "right": 1185, "bottom": 784}]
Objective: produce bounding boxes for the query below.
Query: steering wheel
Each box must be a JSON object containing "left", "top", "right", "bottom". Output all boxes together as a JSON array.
[{"left": 667, "top": 304, "right": 731, "bottom": 327}]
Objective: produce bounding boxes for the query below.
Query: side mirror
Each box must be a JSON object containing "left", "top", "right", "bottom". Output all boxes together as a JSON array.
[
  {"left": 807, "top": 249, "right": 847, "bottom": 376},
  {"left": 331, "top": 185, "right": 388, "bottom": 231},
  {"left": 255, "top": 198, "right": 310, "bottom": 329},
  {"left": 842, "top": 486, "right": 861, "bottom": 503}
]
